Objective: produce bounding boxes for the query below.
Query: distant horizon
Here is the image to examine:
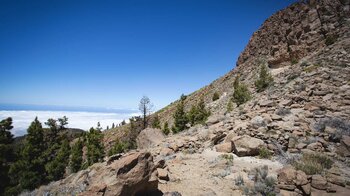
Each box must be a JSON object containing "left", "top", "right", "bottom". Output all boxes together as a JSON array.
[
  {"left": 0, "top": 103, "right": 140, "bottom": 137},
  {"left": 0, "top": 102, "right": 138, "bottom": 114},
  {"left": 0, "top": 109, "right": 139, "bottom": 137}
]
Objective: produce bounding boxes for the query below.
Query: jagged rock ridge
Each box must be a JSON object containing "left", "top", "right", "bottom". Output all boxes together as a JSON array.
[{"left": 237, "top": 0, "right": 350, "bottom": 68}]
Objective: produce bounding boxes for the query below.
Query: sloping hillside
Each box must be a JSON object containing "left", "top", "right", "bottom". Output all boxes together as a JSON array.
[
  {"left": 155, "top": 0, "right": 350, "bottom": 127},
  {"left": 27, "top": 0, "right": 350, "bottom": 195}
]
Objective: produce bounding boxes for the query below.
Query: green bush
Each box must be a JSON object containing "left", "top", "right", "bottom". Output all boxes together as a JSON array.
[
  {"left": 108, "top": 140, "right": 129, "bottom": 156},
  {"left": 187, "top": 99, "right": 210, "bottom": 126},
  {"left": 86, "top": 127, "right": 105, "bottom": 166},
  {"left": 227, "top": 101, "right": 233, "bottom": 113},
  {"left": 162, "top": 122, "right": 170, "bottom": 135},
  {"left": 70, "top": 139, "right": 83, "bottom": 173},
  {"left": 244, "top": 165, "right": 277, "bottom": 196},
  {"left": 254, "top": 64, "right": 274, "bottom": 92},
  {"left": 233, "top": 76, "right": 251, "bottom": 106},
  {"left": 303, "top": 64, "right": 320, "bottom": 73},
  {"left": 151, "top": 114, "right": 161, "bottom": 129},
  {"left": 293, "top": 153, "right": 333, "bottom": 175},
  {"left": 291, "top": 58, "right": 298, "bottom": 65},
  {"left": 220, "top": 154, "right": 234, "bottom": 163},
  {"left": 172, "top": 96, "right": 189, "bottom": 133},
  {"left": 259, "top": 147, "right": 272, "bottom": 159},
  {"left": 325, "top": 35, "right": 337, "bottom": 46},
  {"left": 212, "top": 92, "right": 220, "bottom": 101}
]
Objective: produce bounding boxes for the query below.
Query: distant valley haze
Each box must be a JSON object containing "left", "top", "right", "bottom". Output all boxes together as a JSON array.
[{"left": 0, "top": 103, "right": 139, "bottom": 136}]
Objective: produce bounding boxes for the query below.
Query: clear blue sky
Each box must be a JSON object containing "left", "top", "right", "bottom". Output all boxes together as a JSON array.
[{"left": 0, "top": 0, "right": 294, "bottom": 111}]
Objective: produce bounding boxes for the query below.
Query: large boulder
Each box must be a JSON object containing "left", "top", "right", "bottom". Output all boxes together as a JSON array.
[
  {"left": 137, "top": 128, "right": 165, "bottom": 149},
  {"left": 215, "top": 142, "right": 233, "bottom": 153},
  {"left": 250, "top": 116, "right": 267, "bottom": 128},
  {"left": 31, "top": 151, "right": 160, "bottom": 196},
  {"left": 231, "top": 135, "right": 266, "bottom": 156},
  {"left": 311, "top": 175, "right": 327, "bottom": 190},
  {"left": 278, "top": 166, "right": 297, "bottom": 185},
  {"left": 206, "top": 114, "right": 226, "bottom": 126}
]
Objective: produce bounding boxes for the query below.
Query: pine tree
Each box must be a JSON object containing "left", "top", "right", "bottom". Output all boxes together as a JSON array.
[
  {"left": 45, "top": 139, "right": 70, "bottom": 181},
  {"left": 233, "top": 76, "right": 251, "bottom": 106},
  {"left": 43, "top": 116, "right": 69, "bottom": 182},
  {"left": 162, "top": 122, "right": 170, "bottom": 135},
  {"left": 188, "top": 99, "right": 210, "bottom": 126},
  {"left": 96, "top": 122, "right": 102, "bottom": 131},
  {"left": 172, "top": 96, "right": 188, "bottom": 133},
  {"left": 151, "top": 114, "right": 161, "bottom": 129},
  {"left": 58, "top": 116, "right": 68, "bottom": 130},
  {"left": 227, "top": 101, "right": 233, "bottom": 113},
  {"left": 112, "top": 123, "right": 115, "bottom": 129},
  {"left": 108, "top": 140, "right": 128, "bottom": 156},
  {"left": 86, "top": 127, "right": 104, "bottom": 166},
  {"left": 45, "top": 118, "right": 59, "bottom": 143},
  {"left": 70, "top": 138, "right": 83, "bottom": 173},
  {"left": 0, "top": 117, "right": 14, "bottom": 195},
  {"left": 121, "top": 120, "right": 126, "bottom": 126},
  {"left": 233, "top": 75, "right": 240, "bottom": 89},
  {"left": 212, "top": 92, "right": 220, "bottom": 101},
  {"left": 139, "top": 96, "right": 153, "bottom": 129},
  {"left": 255, "top": 64, "right": 273, "bottom": 92},
  {"left": 9, "top": 117, "right": 46, "bottom": 191}
]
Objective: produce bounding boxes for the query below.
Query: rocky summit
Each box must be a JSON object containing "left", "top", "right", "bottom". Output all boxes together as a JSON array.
[{"left": 26, "top": 0, "right": 350, "bottom": 195}]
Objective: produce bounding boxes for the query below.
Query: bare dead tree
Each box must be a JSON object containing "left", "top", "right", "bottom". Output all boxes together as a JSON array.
[{"left": 138, "top": 96, "right": 153, "bottom": 129}]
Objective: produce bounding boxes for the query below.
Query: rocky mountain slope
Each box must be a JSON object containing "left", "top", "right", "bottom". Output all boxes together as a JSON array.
[{"left": 26, "top": 0, "right": 350, "bottom": 195}]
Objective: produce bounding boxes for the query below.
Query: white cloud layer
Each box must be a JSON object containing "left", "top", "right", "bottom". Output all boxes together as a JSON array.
[{"left": 0, "top": 110, "right": 138, "bottom": 136}]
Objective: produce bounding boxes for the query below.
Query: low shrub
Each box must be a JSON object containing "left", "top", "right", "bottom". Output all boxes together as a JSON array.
[
  {"left": 233, "top": 77, "right": 251, "bottom": 106},
  {"left": 259, "top": 147, "right": 272, "bottom": 159},
  {"left": 291, "top": 58, "right": 298, "bottom": 65},
  {"left": 244, "top": 165, "right": 277, "bottom": 196},
  {"left": 255, "top": 64, "right": 274, "bottom": 92},
  {"left": 162, "top": 122, "right": 170, "bottom": 135},
  {"left": 300, "top": 61, "right": 310, "bottom": 67},
  {"left": 313, "top": 117, "right": 350, "bottom": 142},
  {"left": 303, "top": 64, "right": 320, "bottom": 73},
  {"left": 212, "top": 92, "right": 220, "bottom": 101},
  {"left": 226, "top": 101, "right": 233, "bottom": 113},
  {"left": 235, "top": 175, "right": 244, "bottom": 186},
  {"left": 293, "top": 153, "right": 333, "bottom": 175},
  {"left": 220, "top": 154, "right": 234, "bottom": 164},
  {"left": 325, "top": 35, "right": 337, "bottom": 46},
  {"left": 336, "top": 63, "right": 349, "bottom": 68},
  {"left": 287, "top": 73, "right": 300, "bottom": 81},
  {"left": 108, "top": 140, "right": 129, "bottom": 156}
]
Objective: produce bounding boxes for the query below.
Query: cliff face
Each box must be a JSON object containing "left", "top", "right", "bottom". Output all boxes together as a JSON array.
[{"left": 237, "top": 0, "right": 350, "bottom": 67}]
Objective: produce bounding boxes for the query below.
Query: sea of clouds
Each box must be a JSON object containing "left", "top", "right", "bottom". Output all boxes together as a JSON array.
[{"left": 0, "top": 110, "right": 139, "bottom": 136}]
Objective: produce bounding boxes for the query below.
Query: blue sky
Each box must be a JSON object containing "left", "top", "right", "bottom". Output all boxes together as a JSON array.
[{"left": 0, "top": 0, "right": 295, "bottom": 111}]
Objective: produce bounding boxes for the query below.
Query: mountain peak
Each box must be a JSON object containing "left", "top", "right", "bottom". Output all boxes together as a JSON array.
[{"left": 237, "top": 0, "right": 350, "bottom": 68}]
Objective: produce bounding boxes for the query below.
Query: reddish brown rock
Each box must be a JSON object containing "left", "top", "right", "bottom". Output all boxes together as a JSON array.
[
  {"left": 231, "top": 135, "right": 266, "bottom": 156},
  {"left": 311, "top": 175, "right": 327, "bottom": 190},
  {"left": 137, "top": 128, "right": 165, "bottom": 149},
  {"left": 278, "top": 166, "right": 297, "bottom": 185},
  {"left": 215, "top": 142, "right": 233, "bottom": 153},
  {"left": 295, "top": 170, "right": 308, "bottom": 186},
  {"left": 237, "top": 0, "right": 349, "bottom": 67},
  {"left": 33, "top": 151, "right": 160, "bottom": 196}
]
